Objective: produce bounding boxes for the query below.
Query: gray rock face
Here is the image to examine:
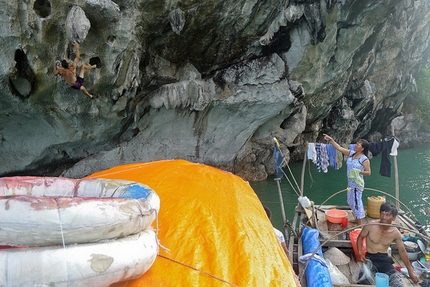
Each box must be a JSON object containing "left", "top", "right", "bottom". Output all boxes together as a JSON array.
[
  {"left": 65, "top": 6, "right": 91, "bottom": 43},
  {"left": 1, "top": 0, "right": 430, "bottom": 180}
]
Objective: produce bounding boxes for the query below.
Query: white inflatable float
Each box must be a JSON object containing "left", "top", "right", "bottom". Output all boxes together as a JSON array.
[
  {"left": 0, "top": 176, "right": 160, "bottom": 286},
  {"left": 0, "top": 229, "right": 158, "bottom": 287},
  {"left": 0, "top": 176, "right": 160, "bottom": 246}
]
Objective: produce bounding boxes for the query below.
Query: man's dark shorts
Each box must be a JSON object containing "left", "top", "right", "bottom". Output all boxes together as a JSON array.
[
  {"left": 365, "top": 252, "right": 395, "bottom": 274},
  {"left": 71, "top": 77, "right": 84, "bottom": 90},
  {"left": 357, "top": 253, "right": 402, "bottom": 286}
]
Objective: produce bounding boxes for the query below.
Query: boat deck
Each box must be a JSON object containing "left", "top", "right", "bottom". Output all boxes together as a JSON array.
[{"left": 288, "top": 204, "right": 423, "bottom": 287}]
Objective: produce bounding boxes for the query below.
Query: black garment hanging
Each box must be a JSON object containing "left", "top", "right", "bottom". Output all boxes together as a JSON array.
[
  {"left": 379, "top": 138, "right": 395, "bottom": 177},
  {"left": 368, "top": 138, "right": 395, "bottom": 177}
]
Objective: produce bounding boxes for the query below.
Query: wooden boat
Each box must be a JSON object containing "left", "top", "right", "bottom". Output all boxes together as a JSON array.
[
  {"left": 0, "top": 176, "right": 160, "bottom": 286},
  {"left": 0, "top": 176, "right": 160, "bottom": 246},
  {"left": 273, "top": 138, "right": 430, "bottom": 286},
  {"left": 287, "top": 194, "right": 429, "bottom": 287}
]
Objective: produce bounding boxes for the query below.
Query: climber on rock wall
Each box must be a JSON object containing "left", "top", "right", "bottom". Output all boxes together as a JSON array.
[{"left": 53, "top": 42, "right": 101, "bottom": 99}]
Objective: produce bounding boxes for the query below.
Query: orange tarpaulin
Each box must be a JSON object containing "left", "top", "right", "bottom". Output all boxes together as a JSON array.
[{"left": 88, "top": 160, "right": 298, "bottom": 287}]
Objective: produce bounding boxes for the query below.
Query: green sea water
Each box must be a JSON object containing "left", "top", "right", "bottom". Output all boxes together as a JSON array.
[{"left": 251, "top": 144, "right": 430, "bottom": 233}]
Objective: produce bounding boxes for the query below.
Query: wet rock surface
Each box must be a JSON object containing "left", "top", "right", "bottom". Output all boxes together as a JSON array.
[{"left": 1, "top": 0, "right": 430, "bottom": 180}]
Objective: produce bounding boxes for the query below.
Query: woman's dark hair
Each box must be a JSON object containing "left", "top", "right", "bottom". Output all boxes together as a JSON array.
[
  {"left": 61, "top": 60, "right": 69, "bottom": 68},
  {"left": 264, "top": 206, "right": 272, "bottom": 219},
  {"left": 380, "top": 202, "right": 398, "bottom": 217},
  {"left": 359, "top": 139, "right": 370, "bottom": 157}
]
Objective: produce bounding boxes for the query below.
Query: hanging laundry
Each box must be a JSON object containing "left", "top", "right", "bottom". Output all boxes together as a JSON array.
[
  {"left": 307, "top": 143, "right": 317, "bottom": 163},
  {"left": 315, "top": 143, "right": 322, "bottom": 172},
  {"left": 390, "top": 138, "right": 400, "bottom": 156},
  {"left": 326, "top": 144, "right": 338, "bottom": 169},
  {"left": 368, "top": 138, "right": 397, "bottom": 177},
  {"left": 307, "top": 143, "right": 342, "bottom": 172},
  {"left": 307, "top": 139, "right": 398, "bottom": 177},
  {"left": 319, "top": 143, "right": 330, "bottom": 173}
]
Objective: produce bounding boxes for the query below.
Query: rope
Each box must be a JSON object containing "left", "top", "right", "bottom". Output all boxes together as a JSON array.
[
  {"left": 281, "top": 168, "right": 301, "bottom": 197},
  {"left": 284, "top": 164, "right": 301, "bottom": 196},
  {"left": 274, "top": 137, "right": 301, "bottom": 196},
  {"left": 157, "top": 254, "right": 238, "bottom": 287},
  {"left": 151, "top": 208, "right": 169, "bottom": 253},
  {"left": 54, "top": 183, "right": 159, "bottom": 250},
  {"left": 55, "top": 198, "right": 67, "bottom": 250},
  {"left": 307, "top": 159, "right": 316, "bottom": 188}
]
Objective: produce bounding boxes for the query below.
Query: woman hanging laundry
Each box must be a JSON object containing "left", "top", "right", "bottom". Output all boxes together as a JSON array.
[{"left": 323, "top": 134, "right": 371, "bottom": 225}]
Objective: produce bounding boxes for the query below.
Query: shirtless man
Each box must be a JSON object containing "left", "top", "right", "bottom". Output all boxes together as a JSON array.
[
  {"left": 53, "top": 42, "right": 97, "bottom": 98},
  {"left": 357, "top": 202, "right": 419, "bottom": 285}
]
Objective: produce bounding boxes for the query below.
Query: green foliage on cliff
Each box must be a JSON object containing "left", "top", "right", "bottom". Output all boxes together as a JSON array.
[{"left": 412, "top": 68, "right": 430, "bottom": 130}]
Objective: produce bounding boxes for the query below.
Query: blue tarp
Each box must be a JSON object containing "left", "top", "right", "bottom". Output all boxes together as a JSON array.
[{"left": 302, "top": 227, "right": 332, "bottom": 287}]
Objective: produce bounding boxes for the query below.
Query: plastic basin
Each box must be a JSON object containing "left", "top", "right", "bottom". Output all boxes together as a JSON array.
[
  {"left": 325, "top": 209, "right": 348, "bottom": 224},
  {"left": 404, "top": 241, "right": 419, "bottom": 252},
  {"left": 407, "top": 251, "right": 421, "bottom": 261},
  {"left": 412, "top": 261, "right": 430, "bottom": 277}
]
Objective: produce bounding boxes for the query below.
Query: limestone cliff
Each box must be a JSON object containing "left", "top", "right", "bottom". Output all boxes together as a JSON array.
[{"left": 1, "top": 0, "right": 430, "bottom": 180}]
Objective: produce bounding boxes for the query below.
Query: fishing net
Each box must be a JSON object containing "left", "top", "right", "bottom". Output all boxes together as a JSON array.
[
  {"left": 352, "top": 261, "right": 375, "bottom": 284},
  {"left": 389, "top": 272, "right": 405, "bottom": 287},
  {"left": 352, "top": 260, "right": 404, "bottom": 287}
]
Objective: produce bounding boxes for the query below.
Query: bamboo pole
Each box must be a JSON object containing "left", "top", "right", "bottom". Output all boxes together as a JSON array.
[
  {"left": 273, "top": 138, "right": 289, "bottom": 240},
  {"left": 300, "top": 146, "right": 306, "bottom": 197},
  {"left": 391, "top": 125, "right": 400, "bottom": 210},
  {"left": 273, "top": 138, "right": 297, "bottom": 240},
  {"left": 275, "top": 177, "right": 290, "bottom": 240}
]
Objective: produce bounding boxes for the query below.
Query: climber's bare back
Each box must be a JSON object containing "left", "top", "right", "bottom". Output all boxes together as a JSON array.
[{"left": 57, "top": 64, "right": 77, "bottom": 86}]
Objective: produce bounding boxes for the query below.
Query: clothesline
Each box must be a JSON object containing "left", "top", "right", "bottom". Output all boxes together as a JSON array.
[{"left": 307, "top": 137, "right": 399, "bottom": 177}]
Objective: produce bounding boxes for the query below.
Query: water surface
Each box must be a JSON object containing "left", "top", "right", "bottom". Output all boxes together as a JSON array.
[{"left": 251, "top": 144, "right": 430, "bottom": 232}]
